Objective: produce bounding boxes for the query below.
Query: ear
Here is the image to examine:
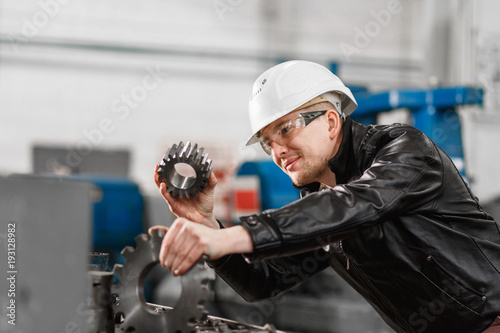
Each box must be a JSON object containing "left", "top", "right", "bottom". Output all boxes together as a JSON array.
[{"left": 326, "top": 109, "right": 342, "bottom": 140}]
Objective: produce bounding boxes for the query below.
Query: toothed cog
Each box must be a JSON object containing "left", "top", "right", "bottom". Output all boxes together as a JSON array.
[
  {"left": 157, "top": 141, "right": 213, "bottom": 199},
  {"left": 112, "top": 229, "right": 215, "bottom": 332}
]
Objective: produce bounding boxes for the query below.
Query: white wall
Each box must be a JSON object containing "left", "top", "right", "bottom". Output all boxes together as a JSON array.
[{"left": 1, "top": 0, "right": 499, "bottom": 202}]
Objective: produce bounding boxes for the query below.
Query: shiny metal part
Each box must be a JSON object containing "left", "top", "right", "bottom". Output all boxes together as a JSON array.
[
  {"left": 112, "top": 229, "right": 215, "bottom": 333},
  {"left": 157, "top": 141, "right": 212, "bottom": 199},
  {"left": 87, "top": 271, "right": 115, "bottom": 333}
]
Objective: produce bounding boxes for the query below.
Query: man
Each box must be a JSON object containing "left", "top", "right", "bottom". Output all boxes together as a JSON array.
[{"left": 151, "top": 60, "right": 500, "bottom": 332}]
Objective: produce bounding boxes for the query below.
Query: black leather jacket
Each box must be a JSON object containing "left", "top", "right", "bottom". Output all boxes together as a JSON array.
[{"left": 210, "top": 118, "right": 500, "bottom": 333}]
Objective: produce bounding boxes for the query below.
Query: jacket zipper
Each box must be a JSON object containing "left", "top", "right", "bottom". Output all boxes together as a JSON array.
[
  {"left": 337, "top": 240, "right": 414, "bottom": 331},
  {"left": 338, "top": 240, "right": 350, "bottom": 270},
  {"left": 348, "top": 260, "right": 414, "bottom": 332}
]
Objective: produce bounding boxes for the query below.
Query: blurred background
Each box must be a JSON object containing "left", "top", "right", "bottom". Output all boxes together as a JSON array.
[{"left": 1, "top": 1, "right": 500, "bottom": 332}]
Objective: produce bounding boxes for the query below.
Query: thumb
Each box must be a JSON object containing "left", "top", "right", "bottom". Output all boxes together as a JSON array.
[
  {"left": 154, "top": 164, "right": 162, "bottom": 188},
  {"left": 207, "top": 171, "right": 217, "bottom": 188}
]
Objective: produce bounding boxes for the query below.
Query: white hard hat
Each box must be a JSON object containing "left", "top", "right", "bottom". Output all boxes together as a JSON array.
[{"left": 246, "top": 60, "right": 358, "bottom": 146}]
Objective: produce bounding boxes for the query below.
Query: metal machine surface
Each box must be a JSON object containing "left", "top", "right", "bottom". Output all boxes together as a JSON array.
[{"left": 0, "top": 175, "right": 92, "bottom": 332}]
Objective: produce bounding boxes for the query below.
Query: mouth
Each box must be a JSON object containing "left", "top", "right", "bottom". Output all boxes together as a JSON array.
[{"left": 283, "top": 157, "right": 299, "bottom": 171}]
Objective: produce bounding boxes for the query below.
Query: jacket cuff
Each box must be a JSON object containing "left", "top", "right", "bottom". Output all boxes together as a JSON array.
[
  {"left": 239, "top": 213, "right": 282, "bottom": 262},
  {"left": 206, "top": 254, "right": 232, "bottom": 268}
]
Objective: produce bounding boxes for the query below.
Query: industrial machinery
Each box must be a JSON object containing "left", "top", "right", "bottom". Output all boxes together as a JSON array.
[
  {"left": 86, "top": 142, "right": 281, "bottom": 332},
  {"left": 89, "top": 229, "right": 281, "bottom": 333},
  {"left": 112, "top": 229, "right": 214, "bottom": 333}
]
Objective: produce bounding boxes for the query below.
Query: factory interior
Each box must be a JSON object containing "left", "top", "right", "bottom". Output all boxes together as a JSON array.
[{"left": 1, "top": 1, "right": 500, "bottom": 332}]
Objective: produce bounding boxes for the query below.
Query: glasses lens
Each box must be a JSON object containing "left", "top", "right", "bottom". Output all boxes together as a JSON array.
[
  {"left": 257, "top": 111, "right": 326, "bottom": 156},
  {"left": 259, "top": 140, "right": 272, "bottom": 155}
]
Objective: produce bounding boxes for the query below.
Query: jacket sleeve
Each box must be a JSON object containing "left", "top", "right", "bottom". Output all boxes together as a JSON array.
[
  {"left": 240, "top": 126, "right": 444, "bottom": 261},
  {"left": 208, "top": 248, "right": 331, "bottom": 302}
]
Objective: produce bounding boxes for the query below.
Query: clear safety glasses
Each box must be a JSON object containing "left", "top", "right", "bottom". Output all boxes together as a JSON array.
[{"left": 257, "top": 110, "right": 327, "bottom": 155}]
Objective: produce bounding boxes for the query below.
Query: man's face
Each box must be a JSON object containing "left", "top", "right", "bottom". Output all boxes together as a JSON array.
[{"left": 261, "top": 109, "right": 339, "bottom": 187}]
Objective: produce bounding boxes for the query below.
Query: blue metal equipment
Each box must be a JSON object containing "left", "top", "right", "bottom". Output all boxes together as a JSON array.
[
  {"left": 66, "top": 175, "right": 145, "bottom": 266},
  {"left": 236, "top": 160, "right": 300, "bottom": 211},
  {"left": 352, "top": 86, "right": 483, "bottom": 178}
]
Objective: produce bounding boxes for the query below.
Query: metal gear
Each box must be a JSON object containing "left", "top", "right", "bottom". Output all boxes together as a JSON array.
[
  {"left": 112, "top": 229, "right": 215, "bottom": 333},
  {"left": 157, "top": 141, "right": 213, "bottom": 199}
]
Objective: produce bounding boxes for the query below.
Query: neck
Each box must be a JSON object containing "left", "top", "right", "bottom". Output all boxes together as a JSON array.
[
  {"left": 320, "top": 173, "right": 337, "bottom": 188},
  {"left": 320, "top": 125, "right": 343, "bottom": 187}
]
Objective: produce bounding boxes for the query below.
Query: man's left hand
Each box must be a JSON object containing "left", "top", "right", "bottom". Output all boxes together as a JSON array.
[{"left": 149, "top": 219, "right": 253, "bottom": 276}]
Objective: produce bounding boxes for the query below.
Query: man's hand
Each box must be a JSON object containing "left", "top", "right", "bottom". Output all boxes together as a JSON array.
[
  {"left": 149, "top": 220, "right": 253, "bottom": 276},
  {"left": 154, "top": 164, "right": 219, "bottom": 229}
]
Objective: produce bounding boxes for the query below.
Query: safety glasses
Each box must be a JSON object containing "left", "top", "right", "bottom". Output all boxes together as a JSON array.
[{"left": 257, "top": 110, "right": 327, "bottom": 155}]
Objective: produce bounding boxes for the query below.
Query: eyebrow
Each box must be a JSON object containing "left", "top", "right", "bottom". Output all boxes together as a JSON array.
[
  {"left": 274, "top": 111, "right": 302, "bottom": 129},
  {"left": 273, "top": 119, "right": 289, "bottom": 130},
  {"left": 261, "top": 118, "right": 289, "bottom": 137},
  {"left": 260, "top": 110, "right": 304, "bottom": 138}
]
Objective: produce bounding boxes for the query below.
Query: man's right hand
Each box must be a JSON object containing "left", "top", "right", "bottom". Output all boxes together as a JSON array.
[{"left": 154, "top": 164, "right": 219, "bottom": 229}]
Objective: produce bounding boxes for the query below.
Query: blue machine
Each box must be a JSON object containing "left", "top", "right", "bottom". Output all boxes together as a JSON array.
[
  {"left": 236, "top": 86, "right": 484, "bottom": 210},
  {"left": 237, "top": 160, "right": 301, "bottom": 211},
  {"left": 352, "top": 86, "right": 483, "bottom": 178},
  {"left": 67, "top": 175, "right": 145, "bottom": 266}
]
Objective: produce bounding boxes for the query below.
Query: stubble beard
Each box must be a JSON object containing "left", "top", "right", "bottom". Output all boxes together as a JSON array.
[{"left": 290, "top": 157, "right": 330, "bottom": 187}]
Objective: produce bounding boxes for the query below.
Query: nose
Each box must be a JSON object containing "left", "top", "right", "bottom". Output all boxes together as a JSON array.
[{"left": 270, "top": 140, "right": 288, "bottom": 156}]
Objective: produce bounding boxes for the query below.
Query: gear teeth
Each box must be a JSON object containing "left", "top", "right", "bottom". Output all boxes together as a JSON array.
[
  {"left": 183, "top": 142, "right": 193, "bottom": 159},
  {"left": 151, "top": 228, "right": 166, "bottom": 241},
  {"left": 134, "top": 233, "right": 150, "bottom": 252},
  {"left": 157, "top": 141, "right": 212, "bottom": 199},
  {"left": 190, "top": 143, "right": 198, "bottom": 158},
  {"left": 134, "top": 233, "right": 149, "bottom": 244},
  {"left": 112, "top": 233, "right": 215, "bottom": 333},
  {"left": 200, "top": 154, "right": 207, "bottom": 165},
  {"left": 194, "top": 148, "right": 203, "bottom": 164},
  {"left": 177, "top": 141, "right": 190, "bottom": 158},
  {"left": 205, "top": 160, "right": 213, "bottom": 173},
  {"left": 179, "top": 142, "right": 187, "bottom": 158},
  {"left": 113, "top": 264, "right": 124, "bottom": 276},
  {"left": 121, "top": 246, "right": 135, "bottom": 260}
]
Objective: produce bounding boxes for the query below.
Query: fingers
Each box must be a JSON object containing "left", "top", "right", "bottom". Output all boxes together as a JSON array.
[
  {"left": 148, "top": 225, "right": 168, "bottom": 236},
  {"left": 158, "top": 218, "right": 207, "bottom": 276},
  {"left": 159, "top": 183, "right": 178, "bottom": 213},
  {"left": 159, "top": 182, "right": 169, "bottom": 199},
  {"left": 163, "top": 221, "right": 187, "bottom": 272},
  {"left": 169, "top": 231, "right": 202, "bottom": 275},
  {"left": 159, "top": 220, "right": 180, "bottom": 269},
  {"left": 208, "top": 171, "right": 217, "bottom": 188},
  {"left": 173, "top": 247, "right": 205, "bottom": 276},
  {"left": 154, "top": 165, "right": 172, "bottom": 204},
  {"left": 154, "top": 164, "right": 161, "bottom": 188}
]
